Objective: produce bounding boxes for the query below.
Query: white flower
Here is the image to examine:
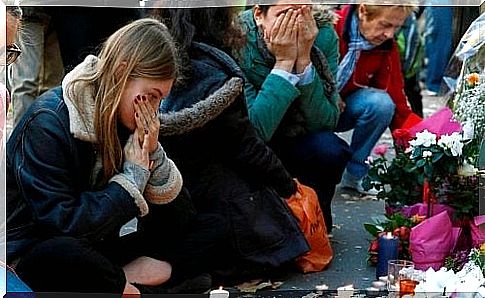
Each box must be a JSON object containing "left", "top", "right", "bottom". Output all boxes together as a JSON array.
[
  {"left": 409, "top": 130, "right": 437, "bottom": 147},
  {"left": 437, "top": 132, "right": 464, "bottom": 156},
  {"left": 462, "top": 120, "right": 475, "bottom": 140},
  {"left": 458, "top": 162, "right": 478, "bottom": 177},
  {"left": 422, "top": 151, "right": 433, "bottom": 158}
]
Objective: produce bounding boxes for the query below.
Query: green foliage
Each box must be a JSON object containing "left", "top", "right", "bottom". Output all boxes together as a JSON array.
[{"left": 364, "top": 137, "right": 479, "bottom": 219}]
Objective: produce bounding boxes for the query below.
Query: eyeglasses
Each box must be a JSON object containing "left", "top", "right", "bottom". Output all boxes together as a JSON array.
[{"left": 6, "top": 43, "right": 21, "bottom": 66}]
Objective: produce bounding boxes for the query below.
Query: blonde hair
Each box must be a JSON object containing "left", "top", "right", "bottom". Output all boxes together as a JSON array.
[
  {"left": 361, "top": 4, "right": 418, "bottom": 20},
  {"left": 70, "top": 18, "right": 178, "bottom": 183}
]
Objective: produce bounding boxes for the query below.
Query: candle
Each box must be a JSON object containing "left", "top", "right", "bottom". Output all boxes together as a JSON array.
[
  {"left": 376, "top": 232, "right": 398, "bottom": 279},
  {"left": 336, "top": 284, "right": 354, "bottom": 298},
  {"left": 209, "top": 286, "right": 229, "bottom": 298},
  {"left": 371, "top": 280, "right": 386, "bottom": 289},
  {"left": 365, "top": 287, "right": 380, "bottom": 296}
]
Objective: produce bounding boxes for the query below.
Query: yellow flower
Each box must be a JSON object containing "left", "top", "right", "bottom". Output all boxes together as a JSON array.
[
  {"left": 411, "top": 215, "right": 426, "bottom": 224},
  {"left": 467, "top": 73, "right": 480, "bottom": 86},
  {"left": 479, "top": 243, "right": 485, "bottom": 253}
]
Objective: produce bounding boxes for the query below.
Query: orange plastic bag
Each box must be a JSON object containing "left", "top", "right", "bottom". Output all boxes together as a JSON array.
[{"left": 286, "top": 181, "right": 333, "bottom": 273}]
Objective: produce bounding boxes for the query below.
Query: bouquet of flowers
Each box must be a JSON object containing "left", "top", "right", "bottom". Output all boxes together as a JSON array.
[
  {"left": 363, "top": 128, "right": 479, "bottom": 220},
  {"left": 365, "top": 212, "right": 425, "bottom": 265},
  {"left": 452, "top": 72, "right": 484, "bottom": 163}
]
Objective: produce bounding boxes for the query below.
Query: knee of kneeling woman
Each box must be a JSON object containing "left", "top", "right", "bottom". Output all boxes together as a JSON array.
[
  {"left": 366, "top": 90, "right": 396, "bottom": 122},
  {"left": 160, "top": 261, "right": 172, "bottom": 283}
]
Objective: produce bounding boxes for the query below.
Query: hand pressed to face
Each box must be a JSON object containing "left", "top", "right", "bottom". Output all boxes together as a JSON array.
[
  {"left": 295, "top": 5, "right": 318, "bottom": 72},
  {"left": 263, "top": 8, "right": 299, "bottom": 72},
  {"left": 124, "top": 129, "right": 150, "bottom": 170},
  {"left": 255, "top": 3, "right": 317, "bottom": 73},
  {"left": 119, "top": 77, "right": 173, "bottom": 153},
  {"left": 134, "top": 95, "right": 160, "bottom": 154}
]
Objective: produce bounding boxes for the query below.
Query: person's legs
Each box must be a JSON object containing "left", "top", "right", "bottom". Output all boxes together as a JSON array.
[
  {"left": 424, "top": 6, "right": 453, "bottom": 93},
  {"left": 136, "top": 190, "right": 227, "bottom": 288},
  {"left": 8, "top": 17, "right": 47, "bottom": 129},
  {"left": 405, "top": 75, "right": 423, "bottom": 118},
  {"left": 274, "top": 132, "right": 351, "bottom": 231},
  {"left": 337, "top": 88, "right": 395, "bottom": 184},
  {"left": 14, "top": 237, "right": 126, "bottom": 293},
  {"left": 39, "top": 18, "right": 64, "bottom": 94}
]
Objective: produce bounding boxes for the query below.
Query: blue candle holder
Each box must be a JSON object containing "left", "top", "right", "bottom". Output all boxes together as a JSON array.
[{"left": 376, "top": 232, "right": 399, "bottom": 279}]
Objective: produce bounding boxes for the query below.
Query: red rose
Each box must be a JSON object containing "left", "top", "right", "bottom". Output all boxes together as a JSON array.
[
  {"left": 400, "top": 226, "right": 410, "bottom": 241},
  {"left": 392, "top": 128, "right": 411, "bottom": 150},
  {"left": 369, "top": 239, "right": 379, "bottom": 252}
]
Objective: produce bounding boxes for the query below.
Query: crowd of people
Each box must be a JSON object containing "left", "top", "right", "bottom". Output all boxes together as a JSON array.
[{"left": 2, "top": 2, "right": 454, "bottom": 294}]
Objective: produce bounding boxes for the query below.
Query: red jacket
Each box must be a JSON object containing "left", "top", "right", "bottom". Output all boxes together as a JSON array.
[{"left": 335, "top": 5, "right": 417, "bottom": 131}]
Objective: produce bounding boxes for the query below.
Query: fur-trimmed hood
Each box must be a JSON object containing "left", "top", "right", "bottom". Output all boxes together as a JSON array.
[
  {"left": 313, "top": 5, "right": 340, "bottom": 27},
  {"left": 159, "top": 42, "right": 244, "bottom": 136},
  {"left": 61, "top": 54, "right": 99, "bottom": 143}
]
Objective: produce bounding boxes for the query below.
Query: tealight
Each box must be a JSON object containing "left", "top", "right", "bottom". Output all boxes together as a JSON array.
[
  {"left": 378, "top": 276, "right": 388, "bottom": 282},
  {"left": 209, "top": 286, "right": 229, "bottom": 298},
  {"left": 365, "top": 287, "right": 380, "bottom": 296},
  {"left": 371, "top": 280, "right": 386, "bottom": 289}
]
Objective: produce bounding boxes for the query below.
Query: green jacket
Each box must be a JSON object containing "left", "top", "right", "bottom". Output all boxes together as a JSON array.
[{"left": 235, "top": 9, "right": 340, "bottom": 142}]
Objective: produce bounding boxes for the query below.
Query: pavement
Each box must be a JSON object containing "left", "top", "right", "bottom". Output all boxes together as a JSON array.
[{"left": 225, "top": 93, "right": 444, "bottom": 297}]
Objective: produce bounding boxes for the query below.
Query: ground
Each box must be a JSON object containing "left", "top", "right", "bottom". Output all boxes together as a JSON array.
[{"left": 224, "top": 93, "right": 445, "bottom": 297}]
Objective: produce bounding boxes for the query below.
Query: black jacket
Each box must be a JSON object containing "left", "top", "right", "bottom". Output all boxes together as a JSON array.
[
  {"left": 159, "top": 42, "right": 309, "bottom": 266},
  {"left": 6, "top": 88, "right": 139, "bottom": 262}
]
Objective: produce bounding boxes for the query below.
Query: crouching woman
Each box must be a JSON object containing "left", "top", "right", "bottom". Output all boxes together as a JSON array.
[{"left": 6, "top": 18, "right": 182, "bottom": 294}]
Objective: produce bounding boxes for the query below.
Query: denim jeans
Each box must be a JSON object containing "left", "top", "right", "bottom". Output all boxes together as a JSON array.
[
  {"left": 337, "top": 88, "right": 395, "bottom": 179},
  {"left": 271, "top": 131, "right": 351, "bottom": 230},
  {"left": 424, "top": 6, "right": 453, "bottom": 93},
  {"left": 7, "top": 8, "right": 64, "bottom": 130}
]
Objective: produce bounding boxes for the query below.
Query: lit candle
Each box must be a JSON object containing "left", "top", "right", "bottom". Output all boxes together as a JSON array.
[
  {"left": 365, "top": 287, "right": 380, "bottom": 296},
  {"left": 209, "top": 286, "right": 229, "bottom": 298},
  {"left": 376, "top": 232, "right": 399, "bottom": 279},
  {"left": 371, "top": 280, "right": 386, "bottom": 289}
]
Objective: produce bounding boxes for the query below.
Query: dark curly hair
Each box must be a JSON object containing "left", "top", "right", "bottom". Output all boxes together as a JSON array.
[{"left": 152, "top": 7, "right": 246, "bottom": 54}]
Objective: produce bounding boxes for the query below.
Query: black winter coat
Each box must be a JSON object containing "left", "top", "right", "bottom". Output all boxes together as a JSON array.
[{"left": 158, "top": 43, "right": 309, "bottom": 266}]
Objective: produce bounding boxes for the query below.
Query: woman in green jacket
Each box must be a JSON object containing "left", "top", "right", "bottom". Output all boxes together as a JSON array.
[{"left": 235, "top": 3, "right": 351, "bottom": 231}]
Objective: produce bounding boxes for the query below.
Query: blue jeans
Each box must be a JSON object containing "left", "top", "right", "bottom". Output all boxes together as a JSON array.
[
  {"left": 337, "top": 88, "right": 395, "bottom": 179},
  {"left": 272, "top": 132, "right": 351, "bottom": 230},
  {"left": 7, "top": 8, "right": 64, "bottom": 129},
  {"left": 424, "top": 6, "right": 453, "bottom": 93}
]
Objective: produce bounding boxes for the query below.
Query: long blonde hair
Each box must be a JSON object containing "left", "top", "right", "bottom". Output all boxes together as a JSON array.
[{"left": 70, "top": 18, "right": 178, "bottom": 183}]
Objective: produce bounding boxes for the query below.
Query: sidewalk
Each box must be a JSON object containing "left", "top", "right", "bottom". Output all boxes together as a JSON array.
[{"left": 232, "top": 93, "right": 445, "bottom": 296}]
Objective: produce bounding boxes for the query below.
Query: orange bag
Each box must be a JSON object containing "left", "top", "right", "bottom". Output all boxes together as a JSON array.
[{"left": 286, "top": 180, "right": 333, "bottom": 273}]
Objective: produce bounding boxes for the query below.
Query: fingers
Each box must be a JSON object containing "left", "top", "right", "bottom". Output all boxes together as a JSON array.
[
  {"left": 142, "top": 132, "right": 150, "bottom": 157},
  {"left": 286, "top": 9, "right": 299, "bottom": 40},
  {"left": 134, "top": 95, "right": 159, "bottom": 130},
  {"left": 271, "top": 13, "right": 285, "bottom": 41},
  {"left": 279, "top": 9, "right": 293, "bottom": 37}
]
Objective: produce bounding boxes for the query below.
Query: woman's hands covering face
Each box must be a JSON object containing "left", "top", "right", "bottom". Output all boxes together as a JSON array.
[
  {"left": 263, "top": 6, "right": 318, "bottom": 73},
  {"left": 124, "top": 129, "right": 150, "bottom": 170},
  {"left": 295, "top": 5, "right": 318, "bottom": 73},
  {"left": 134, "top": 95, "right": 160, "bottom": 154},
  {"left": 263, "top": 8, "right": 299, "bottom": 71}
]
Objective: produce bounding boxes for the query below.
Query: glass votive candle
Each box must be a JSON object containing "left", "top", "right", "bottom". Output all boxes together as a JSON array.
[{"left": 387, "top": 260, "right": 414, "bottom": 292}]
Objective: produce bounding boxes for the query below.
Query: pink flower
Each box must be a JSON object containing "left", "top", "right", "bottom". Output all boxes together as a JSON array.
[{"left": 373, "top": 144, "right": 389, "bottom": 156}]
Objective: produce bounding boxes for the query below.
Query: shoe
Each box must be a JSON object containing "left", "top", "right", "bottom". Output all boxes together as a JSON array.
[
  {"left": 167, "top": 273, "right": 212, "bottom": 294},
  {"left": 340, "top": 171, "right": 379, "bottom": 196}
]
